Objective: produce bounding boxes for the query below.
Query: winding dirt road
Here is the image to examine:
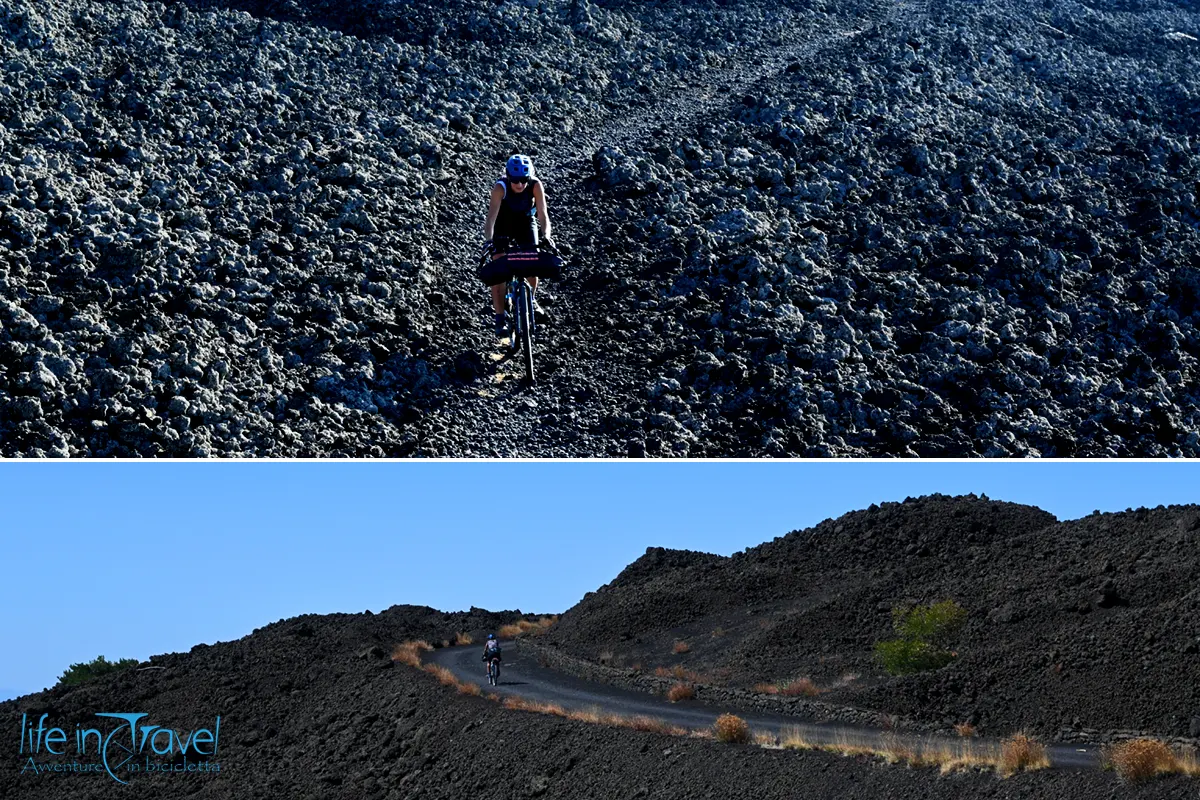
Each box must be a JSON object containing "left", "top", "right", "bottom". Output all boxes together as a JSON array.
[{"left": 428, "top": 640, "right": 1101, "bottom": 770}]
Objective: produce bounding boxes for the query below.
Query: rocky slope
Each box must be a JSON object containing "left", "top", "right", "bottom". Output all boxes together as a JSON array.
[
  {"left": 544, "top": 494, "right": 1200, "bottom": 739},
  {"left": 3, "top": 601, "right": 1196, "bottom": 799},
  {"left": 2, "top": 0, "right": 1197, "bottom": 456},
  {"left": 0, "top": 0, "right": 829, "bottom": 456}
]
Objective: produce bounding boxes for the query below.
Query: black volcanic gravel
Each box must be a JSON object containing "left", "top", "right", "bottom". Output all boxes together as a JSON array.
[
  {"left": 2, "top": 0, "right": 1197, "bottom": 455},
  {"left": 4, "top": 602, "right": 1198, "bottom": 799},
  {"left": 545, "top": 494, "right": 1200, "bottom": 740}
]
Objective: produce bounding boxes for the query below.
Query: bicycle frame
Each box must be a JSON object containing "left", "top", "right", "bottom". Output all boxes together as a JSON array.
[
  {"left": 487, "top": 657, "right": 501, "bottom": 686},
  {"left": 481, "top": 242, "right": 550, "bottom": 385}
]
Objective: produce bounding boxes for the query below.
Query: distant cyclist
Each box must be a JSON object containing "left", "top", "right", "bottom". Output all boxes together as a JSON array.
[
  {"left": 482, "top": 634, "right": 502, "bottom": 674},
  {"left": 481, "top": 154, "right": 554, "bottom": 337}
]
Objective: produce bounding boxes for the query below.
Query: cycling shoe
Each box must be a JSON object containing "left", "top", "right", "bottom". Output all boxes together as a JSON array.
[{"left": 493, "top": 312, "right": 511, "bottom": 338}]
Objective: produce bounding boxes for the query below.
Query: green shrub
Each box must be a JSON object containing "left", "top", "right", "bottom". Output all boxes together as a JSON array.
[
  {"left": 892, "top": 599, "right": 967, "bottom": 646},
  {"left": 874, "top": 638, "right": 956, "bottom": 674},
  {"left": 59, "top": 656, "right": 139, "bottom": 687},
  {"left": 875, "top": 600, "right": 966, "bottom": 676}
]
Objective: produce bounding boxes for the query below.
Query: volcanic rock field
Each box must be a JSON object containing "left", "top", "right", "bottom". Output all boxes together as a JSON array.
[
  {"left": 1, "top": 0, "right": 1198, "bottom": 456},
  {"left": 5, "top": 495, "right": 1200, "bottom": 799}
]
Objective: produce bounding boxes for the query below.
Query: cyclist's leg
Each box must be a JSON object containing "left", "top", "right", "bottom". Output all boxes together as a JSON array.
[{"left": 489, "top": 235, "right": 513, "bottom": 315}]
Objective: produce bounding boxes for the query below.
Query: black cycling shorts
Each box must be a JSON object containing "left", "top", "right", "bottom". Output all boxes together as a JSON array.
[{"left": 494, "top": 219, "right": 537, "bottom": 251}]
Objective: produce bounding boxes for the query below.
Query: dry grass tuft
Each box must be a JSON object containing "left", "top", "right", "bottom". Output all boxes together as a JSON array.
[
  {"left": 753, "top": 682, "right": 781, "bottom": 695},
  {"left": 566, "top": 706, "right": 604, "bottom": 725},
  {"left": 667, "top": 683, "right": 695, "bottom": 702},
  {"left": 1179, "top": 747, "right": 1200, "bottom": 777},
  {"left": 954, "top": 722, "right": 977, "bottom": 738},
  {"left": 392, "top": 640, "right": 433, "bottom": 668},
  {"left": 711, "top": 627, "right": 726, "bottom": 638},
  {"left": 714, "top": 713, "right": 752, "bottom": 744},
  {"left": 456, "top": 681, "right": 483, "bottom": 697},
  {"left": 834, "top": 732, "right": 882, "bottom": 759},
  {"left": 598, "top": 650, "right": 614, "bottom": 665},
  {"left": 877, "top": 733, "right": 914, "bottom": 764},
  {"left": 781, "top": 727, "right": 815, "bottom": 751},
  {"left": 938, "top": 740, "right": 996, "bottom": 774},
  {"left": 780, "top": 678, "right": 820, "bottom": 698},
  {"left": 499, "top": 615, "right": 558, "bottom": 639},
  {"left": 486, "top": 693, "right": 500, "bottom": 703},
  {"left": 999, "top": 732, "right": 1049, "bottom": 775},
  {"left": 673, "top": 640, "right": 691, "bottom": 654},
  {"left": 655, "top": 665, "right": 701, "bottom": 682},
  {"left": 755, "top": 731, "right": 780, "bottom": 748},
  {"left": 776, "top": 728, "right": 1015, "bottom": 775},
  {"left": 454, "top": 632, "right": 473, "bottom": 646},
  {"left": 423, "top": 663, "right": 458, "bottom": 687},
  {"left": 627, "top": 715, "right": 684, "bottom": 735},
  {"left": 1106, "top": 739, "right": 1180, "bottom": 782},
  {"left": 502, "top": 696, "right": 568, "bottom": 717}
]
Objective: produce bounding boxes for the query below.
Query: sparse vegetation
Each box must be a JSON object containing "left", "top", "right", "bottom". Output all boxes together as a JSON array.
[
  {"left": 454, "top": 632, "right": 473, "bottom": 646},
  {"left": 780, "top": 678, "right": 820, "bottom": 697},
  {"left": 456, "top": 681, "right": 483, "bottom": 696},
  {"left": 781, "top": 726, "right": 1049, "bottom": 776},
  {"left": 392, "top": 640, "right": 433, "bottom": 668},
  {"left": 58, "top": 655, "right": 139, "bottom": 687},
  {"left": 714, "top": 714, "right": 752, "bottom": 744},
  {"left": 423, "top": 663, "right": 458, "bottom": 687},
  {"left": 954, "top": 722, "right": 977, "bottom": 738},
  {"left": 598, "top": 650, "right": 614, "bottom": 665},
  {"left": 999, "top": 732, "right": 1049, "bottom": 775},
  {"left": 673, "top": 640, "right": 691, "bottom": 654},
  {"left": 754, "top": 731, "right": 779, "bottom": 747},
  {"left": 628, "top": 715, "right": 686, "bottom": 735},
  {"left": 752, "top": 678, "right": 819, "bottom": 697},
  {"left": 498, "top": 696, "right": 689, "bottom": 736},
  {"left": 1105, "top": 738, "right": 1184, "bottom": 781},
  {"left": 655, "top": 665, "right": 701, "bottom": 682},
  {"left": 667, "top": 683, "right": 695, "bottom": 702},
  {"left": 499, "top": 616, "right": 559, "bottom": 639},
  {"left": 711, "top": 627, "right": 726, "bottom": 638},
  {"left": 875, "top": 600, "right": 967, "bottom": 675}
]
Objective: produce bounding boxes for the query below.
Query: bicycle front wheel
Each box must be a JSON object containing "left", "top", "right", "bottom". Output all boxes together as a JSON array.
[{"left": 519, "top": 281, "right": 535, "bottom": 384}]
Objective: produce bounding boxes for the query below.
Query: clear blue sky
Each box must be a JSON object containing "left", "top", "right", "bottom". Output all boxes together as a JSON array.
[{"left": 2, "top": 462, "right": 1196, "bottom": 700}]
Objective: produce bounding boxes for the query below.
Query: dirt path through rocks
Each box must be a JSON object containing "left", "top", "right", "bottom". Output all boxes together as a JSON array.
[{"left": 407, "top": 0, "right": 925, "bottom": 456}]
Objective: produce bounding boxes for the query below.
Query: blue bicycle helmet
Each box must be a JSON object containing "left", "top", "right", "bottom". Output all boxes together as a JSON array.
[
  {"left": 487, "top": 633, "right": 496, "bottom": 640},
  {"left": 506, "top": 154, "right": 535, "bottom": 180}
]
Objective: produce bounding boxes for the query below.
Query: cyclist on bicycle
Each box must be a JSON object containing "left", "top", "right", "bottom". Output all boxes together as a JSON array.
[
  {"left": 482, "top": 634, "right": 502, "bottom": 671},
  {"left": 482, "top": 154, "right": 554, "bottom": 337}
]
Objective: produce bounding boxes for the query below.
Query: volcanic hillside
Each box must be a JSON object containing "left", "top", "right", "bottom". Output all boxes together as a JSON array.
[
  {"left": 2, "top": 0, "right": 1198, "bottom": 456},
  {"left": 3, "top": 602, "right": 1196, "bottom": 799},
  {"left": 544, "top": 495, "right": 1200, "bottom": 739}
]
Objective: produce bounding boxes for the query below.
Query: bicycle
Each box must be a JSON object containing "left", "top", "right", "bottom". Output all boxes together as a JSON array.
[
  {"left": 486, "top": 656, "right": 501, "bottom": 686},
  {"left": 477, "top": 240, "right": 563, "bottom": 386}
]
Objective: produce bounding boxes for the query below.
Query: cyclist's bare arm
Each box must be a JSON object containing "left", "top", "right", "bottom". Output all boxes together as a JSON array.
[
  {"left": 484, "top": 183, "right": 503, "bottom": 241},
  {"left": 533, "top": 181, "right": 551, "bottom": 242}
]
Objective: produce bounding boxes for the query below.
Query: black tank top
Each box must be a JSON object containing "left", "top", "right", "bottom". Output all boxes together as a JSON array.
[{"left": 495, "top": 177, "right": 538, "bottom": 228}]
